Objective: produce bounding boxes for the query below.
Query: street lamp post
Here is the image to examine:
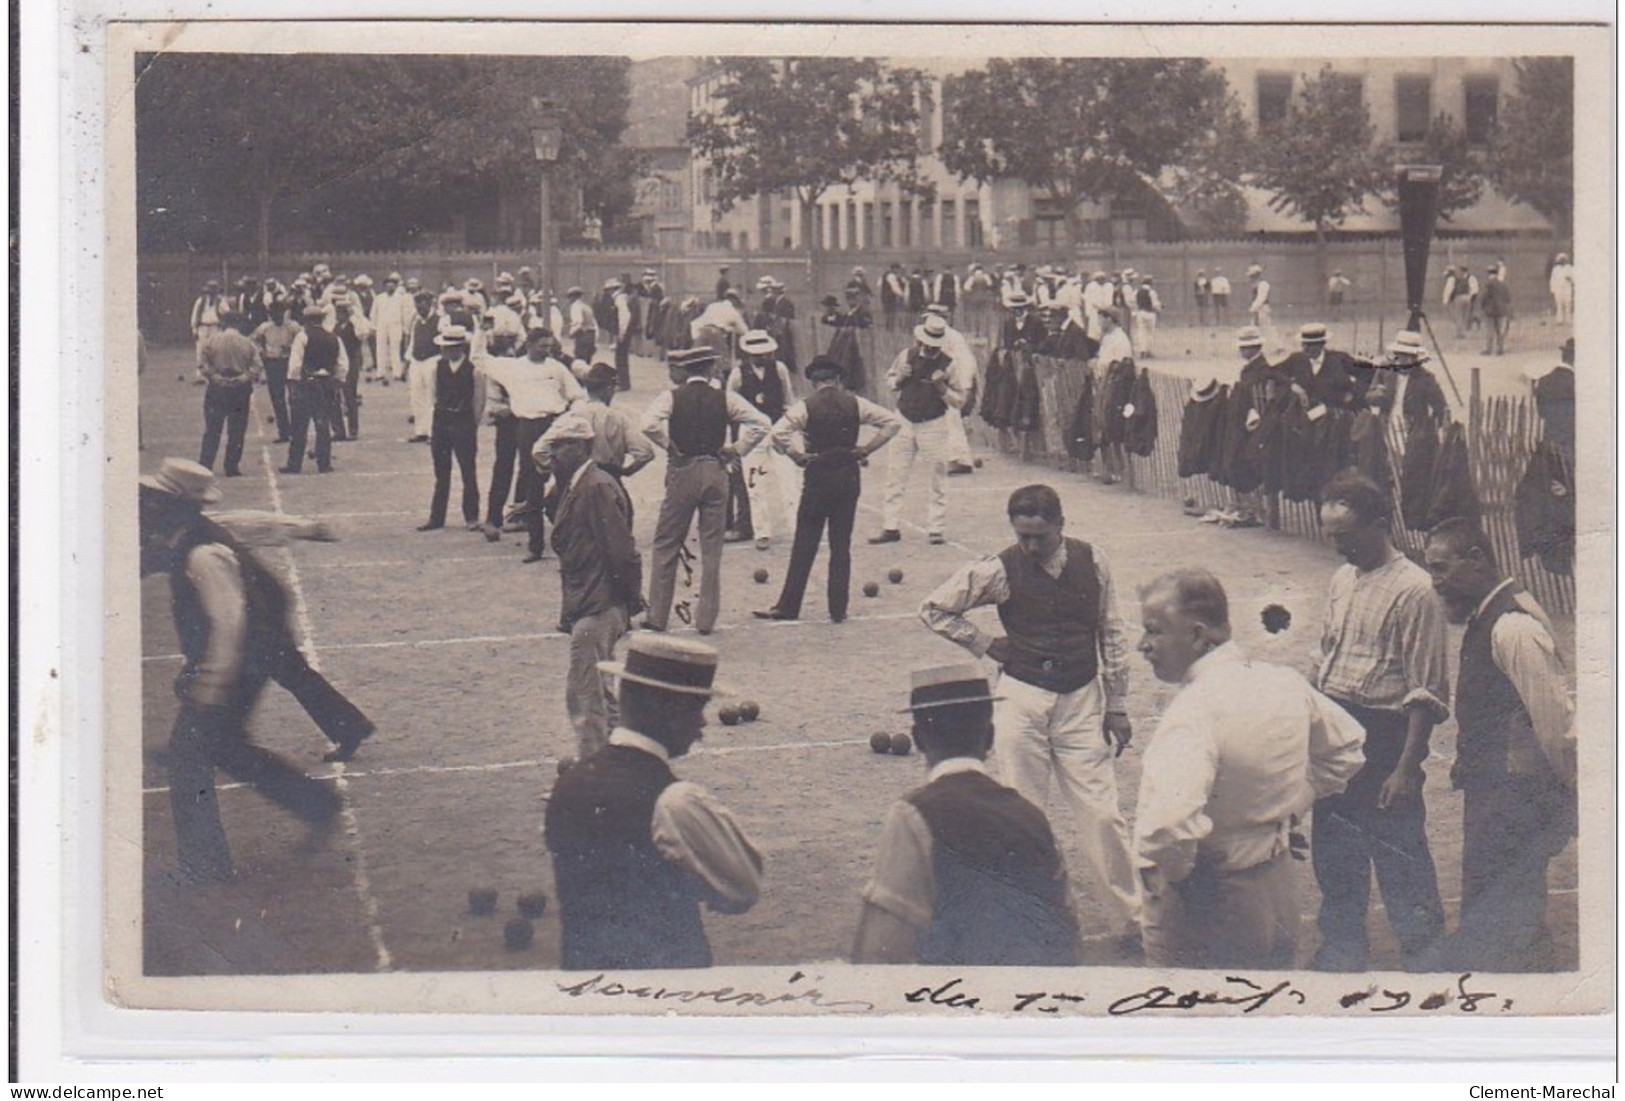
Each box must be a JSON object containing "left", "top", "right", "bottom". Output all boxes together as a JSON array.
[{"left": 529, "top": 97, "right": 564, "bottom": 306}]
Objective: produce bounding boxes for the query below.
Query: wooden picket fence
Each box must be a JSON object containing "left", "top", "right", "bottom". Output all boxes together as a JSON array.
[{"left": 827, "top": 318, "right": 1575, "bottom": 620}]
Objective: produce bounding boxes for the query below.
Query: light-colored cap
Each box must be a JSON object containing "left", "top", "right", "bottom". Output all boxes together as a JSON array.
[
  {"left": 547, "top": 412, "right": 596, "bottom": 442},
  {"left": 740, "top": 329, "right": 778, "bottom": 356},
  {"left": 1236, "top": 325, "right": 1264, "bottom": 348},
  {"left": 138, "top": 458, "right": 222, "bottom": 504}
]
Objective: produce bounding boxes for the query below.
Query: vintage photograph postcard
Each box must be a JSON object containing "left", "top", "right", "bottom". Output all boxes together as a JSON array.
[{"left": 93, "top": 17, "right": 1612, "bottom": 1037}]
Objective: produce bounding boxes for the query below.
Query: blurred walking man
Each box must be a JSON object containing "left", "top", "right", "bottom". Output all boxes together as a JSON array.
[
  {"left": 920, "top": 484, "right": 1142, "bottom": 952},
  {"left": 1134, "top": 568, "right": 1365, "bottom": 969}
]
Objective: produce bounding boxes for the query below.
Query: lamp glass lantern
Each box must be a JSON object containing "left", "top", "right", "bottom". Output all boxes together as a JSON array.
[{"left": 530, "top": 98, "right": 563, "bottom": 164}]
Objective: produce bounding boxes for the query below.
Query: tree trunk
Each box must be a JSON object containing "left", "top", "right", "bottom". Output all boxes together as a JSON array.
[
  {"left": 1313, "top": 220, "right": 1330, "bottom": 307},
  {"left": 801, "top": 194, "right": 820, "bottom": 303},
  {"left": 495, "top": 177, "right": 531, "bottom": 248},
  {"left": 256, "top": 190, "right": 274, "bottom": 271}
]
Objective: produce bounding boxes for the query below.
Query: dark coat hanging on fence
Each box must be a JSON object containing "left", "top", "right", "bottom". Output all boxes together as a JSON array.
[
  {"left": 980, "top": 348, "right": 1017, "bottom": 430},
  {"left": 1346, "top": 408, "right": 1392, "bottom": 490},
  {"left": 1050, "top": 319, "right": 1095, "bottom": 362},
  {"left": 1423, "top": 421, "right": 1482, "bottom": 530},
  {"left": 1515, "top": 439, "right": 1575, "bottom": 576},
  {"left": 1099, "top": 359, "right": 1137, "bottom": 446},
  {"left": 1399, "top": 417, "right": 1440, "bottom": 530},
  {"left": 1214, "top": 383, "right": 1264, "bottom": 494},
  {"left": 1065, "top": 370, "right": 1097, "bottom": 461},
  {"left": 1177, "top": 382, "right": 1227, "bottom": 477},
  {"left": 1011, "top": 355, "right": 1043, "bottom": 432},
  {"left": 1252, "top": 392, "right": 1295, "bottom": 497},
  {"left": 1125, "top": 368, "right": 1158, "bottom": 457}
]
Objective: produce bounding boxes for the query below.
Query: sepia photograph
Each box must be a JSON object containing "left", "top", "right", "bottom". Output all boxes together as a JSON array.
[{"left": 84, "top": 18, "right": 1611, "bottom": 1040}]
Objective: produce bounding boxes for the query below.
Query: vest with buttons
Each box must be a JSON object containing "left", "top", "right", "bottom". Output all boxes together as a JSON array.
[
  {"left": 895, "top": 348, "right": 949, "bottom": 423},
  {"left": 543, "top": 743, "right": 712, "bottom": 970},
  {"left": 434, "top": 356, "right": 476, "bottom": 425},
  {"left": 1454, "top": 584, "right": 1559, "bottom": 788},
  {"left": 803, "top": 387, "right": 860, "bottom": 454},
  {"left": 669, "top": 381, "right": 729, "bottom": 457},
  {"left": 735, "top": 362, "right": 787, "bottom": 423},
  {"left": 168, "top": 520, "right": 297, "bottom": 685},
  {"left": 905, "top": 769, "right": 1079, "bottom": 966},
  {"left": 409, "top": 315, "right": 440, "bottom": 361},
  {"left": 996, "top": 538, "right": 1101, "bottom": 694}
]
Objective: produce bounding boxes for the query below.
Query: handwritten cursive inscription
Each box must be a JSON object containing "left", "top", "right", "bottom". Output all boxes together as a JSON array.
[
  {"left": 556, "top": 970, "right": 875, "bottom": 1013},
  {"left": 1108, "top": 976, "right": 1306, "bottom": 1016}
]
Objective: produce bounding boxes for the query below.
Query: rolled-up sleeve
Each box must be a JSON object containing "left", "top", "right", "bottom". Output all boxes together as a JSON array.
[
  {"left": 919, "top": 557, "right": 1008, "bottom": 657},
  {"left": 640, "top": 390, "right": 675, "bottom": 452},
  {"left": 652, "top": 781, "right": 764, "bottom": 912},
  {"left": 1133, "top": 703, "right": 1218, "bottom": 883},
  {"left": 1395, "top": 585, "right": 1451, "bottom": 723},
  {"left": 769, "top": 401, "right": 808, "bottom": 456},
  {"left": 184, "top": 544, "right": 248, "bottom": 707},
  {"left": 860, "top": 801, "right": 935, "bottom": 932},
  {"left": 1093, "top": 550, "right": 1131, "bottom": 712}
]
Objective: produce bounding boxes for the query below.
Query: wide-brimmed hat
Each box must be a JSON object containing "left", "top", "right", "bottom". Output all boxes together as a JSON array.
[
  {"left": 740, "top": 330, "right": 778, "bottom": 356},
  {"left": 924, "top": 304, "right": 951, "bottom": 319},
  {"left": 464, "top": 278, "right": 484, "bottom": 291},
  {"left": 1236, "top": 325, "right": 1264, "bottom": 349},
  {"left": 566, "top": 286, "right": 584, "bottom": 297},
  {"left": 404, "top": 277, "right": 421, "bottom": 290},
  {"left": 914, "top": 314, "right": 949, "bottom": 348},
  {"left": 899, "top": 663, "right": 1003, "bottom": 713},
  {"left": 668, "top": 346, "right": 719, "bottom": 373},
  {"left": 599, "top": 634, "right": 735, "bottom": 698},
  {"left": 1004, "top": 291, "right": 1032, "bottom": 308},
  {"left": 352, "top": 274, "right": 373, "bottom": 288},
  {"left": 1299, "top": 323, "right": 1328, "bottom": 343},
  {"left": 301, "top": 304, "right": 328, "bottom": 320},
  {"left": 820, "top": 294, "right": 841, "bottom": 309},
  {"left": 603, "top": 278, "right": 621, "bottom": 290},
  {"left": 496, "top": 271, "right": 515, "bottom": 284},
  {"left": 1191, "top": 378, "right": 1223, "bottom": 403},
  {"left": 1247, "top": 264, "right": 1264, "bottom": 277},
  {"left": 642, "top": 267, "right": 659, "bottom": 278},
  {"left": 434, "top": 325, "right": 471, "bottom": 347},
  {"left": 547, "top": 411, "right": 596, "bottom": 442},
  {"left": 386, "top": 271, "right": 403, "bottom": 284},
  {"left": 139, "top": 457, "right": 222, "bottom": 504},
  {"left": 1388, "top": 330, "right": 1429, "bottom": 359}
]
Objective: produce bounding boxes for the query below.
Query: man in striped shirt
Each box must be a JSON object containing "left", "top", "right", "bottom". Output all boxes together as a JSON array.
[{"left": 1311, "top": 471, "right": 1451, "bottom": 971}]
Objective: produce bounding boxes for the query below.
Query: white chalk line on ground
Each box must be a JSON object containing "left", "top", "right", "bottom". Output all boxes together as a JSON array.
[
  {"left": 141, "top": 736, "right": 878, "bottom": 795},
  {"left": 257, "top": 418, "right": 395, "bottom": 972},
  {"left": 140, "top": 610, "right": 927, "bottom": 663}
]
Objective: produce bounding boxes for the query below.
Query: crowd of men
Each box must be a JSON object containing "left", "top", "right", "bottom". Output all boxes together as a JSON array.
[{"left": 156, "top": 254, "right": 1578, "bottom": 978}]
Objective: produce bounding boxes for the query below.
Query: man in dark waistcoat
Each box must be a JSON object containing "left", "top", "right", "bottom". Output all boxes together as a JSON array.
[
  {"left": 919, "top": 484, "right": 1142, "bottom": 952},
  {"left": 416, "top": 325, "right": 486, "bottom": 532},
  {"left": 852, "top": 662, "right": 1081, "bottom": 966},
  {"left": 753, "top": 355, "right": 901, "bottom": 624},
  {"left": 639, "top": 346, "right": 771, "bottom": 635},
  {"left": 870, "top": 314, "right": 965, "bottom": 546},
  {"left": 1277, "top": 322, "right": 1364, "bottom": 413},
  {"left": 281, "top": 305, "right": 347, "bottom": 475},
  {"left": 544, "top": 634, "right": 763, "bottom": 970},
  {"left": 726, "top": 330, "right": 800, "bottom": 550},
  {"left": 1424, "top": 519, "right": 1576, "bottom": 972},
  {"left": 139, "top": 459, "right": 350, "bottom": 884}
]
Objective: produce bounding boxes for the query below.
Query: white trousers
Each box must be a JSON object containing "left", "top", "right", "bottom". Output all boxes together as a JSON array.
[
  {"left": 408, "top": 356, "right": 436, "bottom": 437},
  {"left": 743, "top": 447, "right": 801, "bottom": 542},
  {"left": 881, "top": 416, "right": 949, "bottom": 535},
  {"left": 1133, "top": 311, "right": 1158, "bottom": 357},
  {"left": 944, "top": 406, "right": 972, "bottom": 464},
  {"left": 994, "top": 674, "right": 1142, "bottom": 934},
  {"left": 377, "top": 331, "right": 405, "bottom": 380}
]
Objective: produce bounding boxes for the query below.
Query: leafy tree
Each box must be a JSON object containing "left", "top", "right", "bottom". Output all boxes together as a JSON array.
[
  {"left": 1377, "top": 112, "right": 1487, "bottom": 224},
  {"left": 1489, "top": 56, "right": 1573, "bottom": 239},
  {"left": 1159, "top": 94, "right": 1254, "bottom": 238},
  {"left": 686, "top": 58, "right": 929, "bottom": 250},
  {"left": 1250, "top": 65, "right": 1387, "bottom": 245},
  {"left": 937, "top": 58, "right": 1236, "bottom": 243}
]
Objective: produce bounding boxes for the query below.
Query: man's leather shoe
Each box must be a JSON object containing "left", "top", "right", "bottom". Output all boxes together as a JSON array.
[
  {"left": 752, "top": 609, "right": 796, "bottom": 621},
  {"left": 723, "top": 529, "right": 751, "bottom": 544},
  {"left": 868, "top": 530, "right": 901, "bottom": 544},
  {"left": 322, "top": 724, "right": 374, "bottom": 763},
  {"left": 481, "top": 523, "right": 501, "bottom": 543},
  {"left": 928, "top": 532, "right": 947, "bottom": 546},
  {"left": 946, "top": 461, "right": 974, "bottom": 476},
  {"left": 522, "top": 552, "right": 546, "bottom": 564},
  {"left": 278, "top": 465, "right": 301, "bottom": 475},
  {"left": 416, "top": 522, "right": 443, "bottom": 532}
]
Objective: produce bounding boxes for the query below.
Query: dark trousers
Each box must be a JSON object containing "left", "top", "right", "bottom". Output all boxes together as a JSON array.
[
  {"left": 200, "top": 383, "right": 252, "bottom": 474},
  {"left": 339, "top": 364, "right": 361, "bottom": 437},
  {"left": 1484, "top": 316, "right": 1511, "bottom": 355},
  {"left": 429, "top": 418, "right": 480, "bottom": 526},
  {"left": 1445, "top": 774, "right": 1574, "bottom": 972},
  {"left": 574, "top": 332, "right": 597, "bottom": 363},
  {"left": 1311, "top": 702, "right": 1446, "bottom": 971},
  {"left": 512, "top": 414, "right": 557, "bottom": 554},
  {"left": 774, "top": 465, "right": 860, "bottom": 620},
  {"left": 263, "top": 648, "right": 374, "bottom": 750},
  {"left": 167, "top": 678, "right": 341, "bottom": 884},
  {"left": 615, "top": 337, "right": 632, "bottom": 390},
  {"left": 263, "top": 357, "right": 291, "bottom": 439},
  {"left": 485, "top": 416, "right": 520, "bottom": 528},
  {"left": 285, "top": 378, "right": 336, "bottom": 472}
]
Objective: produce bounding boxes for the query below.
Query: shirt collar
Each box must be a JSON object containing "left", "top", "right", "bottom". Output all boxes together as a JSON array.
[
  {"left": 1184, "top": 640, "right": 1246, "bottom": 685},
  {"left": 608, "top": 728, "right": 669, "bottom": 762},
  {"left": 927, "top": 757, "right": 989, "bottom": 783},
  {"left": 1470, "top": 577, "right": 1518, "bottom": 623},
  {"left": 568, "top": 460, "right": 594, "bottom": 491},
  {"left": 682, "top": 376, "right": 711, "bottom": 386}
]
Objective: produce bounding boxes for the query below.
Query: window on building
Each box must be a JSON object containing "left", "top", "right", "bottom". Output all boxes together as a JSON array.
[
  {"left": 965, "top": 199, "right": 983, "bottom": 249},
  {"left": 1464, "top": 75, "right": 1500, "bottom": 145},
  {"left": 941, "top": 200, "right": 957, "bottom": 248},
  {"left": 1036, "top": 217, "right": 1065, "bottom": 251},
  {"left": 862, "top": 202, "right": 875, "bottom": 248},
  {"left": 919, "top": 199, "right": 935, "bottom": 249},
  {"left": 1256, "top": 73, "right": 1293, "bottom": 126},
  {"left": 880, "top": 201, "right": 894, "bottom": 248},
  {"left": 918, "top": 86, "right": 937, "bottom": 155},
  {"left": 899, "top": 200, "right": 913, "bottom": 248},
  {"left": 847, "top": 203, "right": 858, "bottom": 250},
  {"left": 700, "top": 168, "right": 715, "bottom": 205},
  {"left": 717, "top": 231, "right": 733, "bottom": 250},
  {"left": 1395, "top": 76, "right": 1432, "bottom": 143},
  {"left": 739, "top": 231, "right": 750, "bottom": 252}
]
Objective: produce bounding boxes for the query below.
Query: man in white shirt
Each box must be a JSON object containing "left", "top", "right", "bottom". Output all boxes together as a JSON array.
[
  {"left": 1131, "top": 276, "right": 1162, "bottom": 358},
  {"left": 1247, "top": 263, "right": 1272, "bottom": 336},
  {"left": 1209, "top": 268, "right": 1233, "bottom": 324},
  {"left": 371, "top": 272, "right": 412, "bottom": 383},
  {"left": 870, "top": 315, "right": 966, "bottom": 546},
  {"left": 1547, "top": 252, "right": 1574, "bottom": 324},
  {"left": 1082, "top": 272, "right": 1115, "bottom": 343},
  {"left": 690, "top": 290, "right": 750, "bottom": 375},
  {"left": 565, "top": 286, "right": 598, "bottom": 363},
  {"left": 924, "top": 304, "right": 979, "bottom": 477},
  {"left": 1134, "top": 568, "right": 1366, "bottom": 969}
]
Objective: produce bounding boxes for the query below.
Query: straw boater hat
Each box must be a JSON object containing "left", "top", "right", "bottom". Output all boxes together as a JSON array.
[
  {"left": 642, "top": 267, "right": 659, "bottom": 279},
  {"left": 668, "top": 346, "right": 719, "bottom": 374},
  {"left": 301, "top": 304, "right": 328, "bottom": 321},
  {"left": 434, "top": 325, "right": 471, "bottom": 348},
  {"left": 1299, "top": 323, "right": 1328, "bottom": 343},
  {"left": 385, "top": 272, "right": 403, "bottom": 284},
  {"left": 566, "top": 286, "right": 584, "bottom": 298},
  {"left": 465, "top": 278, "right": 484, "bottom": 291},
  {"left": 899, "top": 663, "right": 1004, "bottom": 713},
  {"left": 603, "top": 278, "right": 621, "bottom": 290},
  {"left": 599, "top": 634, "right": 734, "bottom": 698},
  {"left": 497, "top": 271, "right": 515, "bottom": 285},
  {"left": 352, "top": 274, "right": 373, "bottom": 288},
  {"left": 924, "top": 304, "right": 951, "bottom": 319},
  {"left": 1247, "top": 264, "right": 1264, "bottom": 277},
  {"left": 1191, "top": 378, "right": 1222, "bottom": 403},
  {"left": 1005, "top": 291, "right": 1032, "bottom": 309},
  {"left": 1388, "top": 330, "right": 1430, "bottom": 360},
  {"left": 740, "top": 330, "right": 778, "bottom": 357},
  {"left": 914, "top": 314, "right": 949, "bottom": 348},
  {"left": 1236, "top": 325, "right": 1264, "bottom": 349},
  {"left": 139, "top": 457, "right": 222, "bottom": 504}
]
